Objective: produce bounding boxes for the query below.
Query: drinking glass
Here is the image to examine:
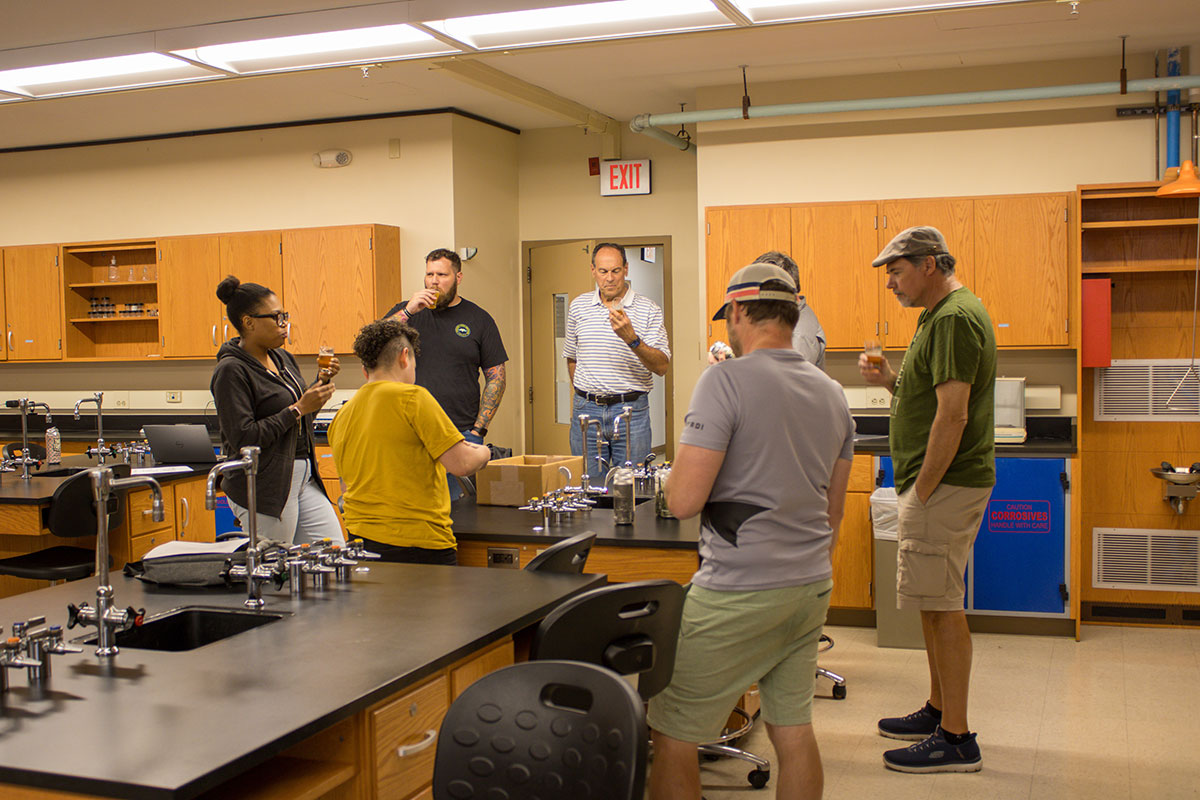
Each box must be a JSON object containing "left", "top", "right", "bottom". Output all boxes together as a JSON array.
[
  {"left": 864, "top": 339, "right": 884, "bottom": 370},
  {"left": 317, "top": 346, "right": 334, "bottom": 383}
]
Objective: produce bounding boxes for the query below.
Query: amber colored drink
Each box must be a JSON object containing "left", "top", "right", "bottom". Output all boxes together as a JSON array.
[
  {"left": 317, "top": 354, "right": 333, "bottom": 370},
  {"left": 866, "top": 354, "right": 884, "bottom": 369}
]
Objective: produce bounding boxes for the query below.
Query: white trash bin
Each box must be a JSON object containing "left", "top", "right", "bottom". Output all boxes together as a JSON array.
[{"left": 870, "top": 487, "right": 926, "bottom": 649}]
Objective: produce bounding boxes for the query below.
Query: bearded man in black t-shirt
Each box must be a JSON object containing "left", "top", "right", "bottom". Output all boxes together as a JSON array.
[{"left": 384, "top": 249, "right": 508, "bottom": 463}]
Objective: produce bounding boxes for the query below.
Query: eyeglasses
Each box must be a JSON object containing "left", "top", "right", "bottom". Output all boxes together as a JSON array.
[{"left": 248, "top": 311, "right": 290, "bottom": 326}]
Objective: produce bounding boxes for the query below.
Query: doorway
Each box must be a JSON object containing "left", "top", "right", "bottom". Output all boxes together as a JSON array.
[{"left": 521, "top": 237, "right": 674, "bottom": 458}]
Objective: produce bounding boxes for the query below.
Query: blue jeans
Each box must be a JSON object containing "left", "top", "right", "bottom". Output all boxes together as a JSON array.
[
  {"left": 448, "top": 429, "right": 484, "bottom": 501},
  {"left": 569, "top": 393, "right": 652, "bottom": 482}
]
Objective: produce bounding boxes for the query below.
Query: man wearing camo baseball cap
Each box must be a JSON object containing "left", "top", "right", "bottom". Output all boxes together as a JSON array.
[{"left": 860, "top": 225, "right": 997, "bottom": 776}]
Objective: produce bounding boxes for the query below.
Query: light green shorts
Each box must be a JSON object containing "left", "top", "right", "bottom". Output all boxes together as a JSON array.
[{"left": 647, "top": 579, "right": 832, "bottom": 744}]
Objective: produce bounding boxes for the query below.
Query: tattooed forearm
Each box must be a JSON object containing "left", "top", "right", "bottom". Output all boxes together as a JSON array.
[{"left": 475, "top": 364, "right": 506, "bottom": 429}]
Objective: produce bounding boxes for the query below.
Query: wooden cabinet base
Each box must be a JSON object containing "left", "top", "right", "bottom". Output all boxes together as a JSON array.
[{"left": 457, "top": 539, "right": 698, "bottom": 584}]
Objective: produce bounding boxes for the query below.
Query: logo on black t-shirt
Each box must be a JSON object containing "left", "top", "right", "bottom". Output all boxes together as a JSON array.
[{"left": 455, "top": 324, "right": 471, "bottom": 338}]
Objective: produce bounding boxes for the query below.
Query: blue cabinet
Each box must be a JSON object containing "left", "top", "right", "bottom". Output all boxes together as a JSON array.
[{"left": 876, "top": 456, "right": 1068, "bottom": 616}]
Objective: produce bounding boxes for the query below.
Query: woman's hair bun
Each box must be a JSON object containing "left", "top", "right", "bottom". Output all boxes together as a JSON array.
[{"left": 215, "top": 275, "right": 241, "bottom": 303}]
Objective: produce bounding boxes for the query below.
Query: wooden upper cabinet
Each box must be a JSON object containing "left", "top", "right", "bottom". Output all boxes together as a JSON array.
[
  {"left": 3, "top": 245, "right": 62, "bottom": 361},
  {"left": 878, "top": 198, "right": 975, "bottom": 350},
  {"left": 218, "top": 231, "right": 284, "bottom": 344},
  {"left": 0, "top": 257, "right": 6, "bottom": 362},
  {"left": 159, "top": 236, "right": 221, "bottom": 358},
  {"left": 705, "top": 207, "right": 790, "bottom": 347},
  {"left": 790, "top": 203, "right": 880, "bottom": 350},
  {"left": 282, "top": 225, "right": 400, "bottom": 355},
  {"left": 973, "top": 194, "right": 1070, "bottom": 347}
]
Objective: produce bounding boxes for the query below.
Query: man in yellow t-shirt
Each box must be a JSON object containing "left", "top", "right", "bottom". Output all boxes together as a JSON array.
[{"left": 328, "top": 319, "right": 491, "bottom": 565}]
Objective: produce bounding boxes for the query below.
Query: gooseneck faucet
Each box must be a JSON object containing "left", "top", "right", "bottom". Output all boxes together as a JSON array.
[
  {"left": 576, "top": 415, "right": 606, "bottom": 488},
  {"left": 207, "top": 447, "right": 273, "bottom": 608},
  {"left": 74, "top": 392, "right": 107, "bottom": 464},
  {"left": 614, "top": 405, "right": 634, "bottom": 468},
  {"left": 67, "top": 468, "right": 160, "bottom": 658},
  {"left": 4, "top": 398, "right": 52, "bottom": 480}
]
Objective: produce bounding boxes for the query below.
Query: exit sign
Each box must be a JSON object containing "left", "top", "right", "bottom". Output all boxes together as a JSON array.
[{"left": 600, "top": 159, "right": 651, "bottom": 196}]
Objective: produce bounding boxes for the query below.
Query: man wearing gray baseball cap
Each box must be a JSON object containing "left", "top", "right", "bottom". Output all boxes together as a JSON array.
[{"left": 860, "top": 226, "right": 996, "bottom": 774}]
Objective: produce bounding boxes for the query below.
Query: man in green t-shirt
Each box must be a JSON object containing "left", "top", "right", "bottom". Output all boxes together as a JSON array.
[{"left": 859, "top": 226, "right": 996, "bottom": 775}]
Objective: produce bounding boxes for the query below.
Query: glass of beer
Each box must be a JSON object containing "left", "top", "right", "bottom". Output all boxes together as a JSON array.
[
  {"left": 864, "top": 339, "right": 884, "bottom": 370},
  {"left": 317, "top": 346, "right": 334, "bottom": 383}
]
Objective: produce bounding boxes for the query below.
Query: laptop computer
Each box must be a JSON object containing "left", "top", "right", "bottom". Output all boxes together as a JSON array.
[{"left": 143, "top": 424, "right": 220, "bottom": 464}]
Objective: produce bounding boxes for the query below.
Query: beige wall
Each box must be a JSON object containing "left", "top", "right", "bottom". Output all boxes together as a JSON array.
[
  {"left": 450, "top": 115, "right": 521, "bottom": 445},
  {"left": 517, "top": 126, "right": 700, "bottom": 446}
]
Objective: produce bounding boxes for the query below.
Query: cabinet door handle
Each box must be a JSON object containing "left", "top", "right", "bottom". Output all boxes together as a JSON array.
[
  {"left": 6, "top": 330, "right": 12, "bottom": 351},
  {"left": 223, "top": 323, "right": 229, "bottom": 341},
  {"left": 181, "top": 497, "right": 190, "bottom": 529},
  {"left": 286, "top": 321, "right": 292, "bottom": 345},
  {"left": 211, "top": 325, "right": 217, "bottom": 347},
  {"left": 396, "top": 729, "right": 437, "bottom": 758}
]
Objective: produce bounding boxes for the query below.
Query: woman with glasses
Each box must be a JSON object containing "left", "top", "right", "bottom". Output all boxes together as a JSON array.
[{"left": 210, "top": 275, "right": 344, "bottom": 545}]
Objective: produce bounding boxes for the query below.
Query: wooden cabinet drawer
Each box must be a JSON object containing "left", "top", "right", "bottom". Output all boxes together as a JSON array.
[
  {"left": 407, "top": 787, "right": 433, "bottom": 800},
  {"left": 848, "top": 454, "right": 875, "bottom": 493},
  {"left": 450, "top": 638, "right": 514, "bottom": 700},
  {"left": 371, "top": 675, "right": 448, "bottom": 800},
  {"left": 315, "top": 446, "right": 338, "bottom": 479},
  {"left": 128, "top": 486, "right": 176, "bottom": 536},
  {"left": 130, "top": 530, "right": 174, "bottom": 562}
]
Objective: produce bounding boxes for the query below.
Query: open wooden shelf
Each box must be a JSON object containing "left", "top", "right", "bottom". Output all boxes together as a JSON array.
[
  {"left": 69, "top": 315, "right": 159, "bottom": 323},
  {"left": 1082, "top": 260, "right": 1199, "bottom": 274},
  {"left": 1080, "top": 190, "right": 1165, "bottom": 199},
  {"left": 69, "top": 280, "right": 158, "bottom": 289},
  {"left": 64, "top": 242, "right": 156, "bottom": 254},
  {"left": 1082, "top": 218, "right": 1198, "bottom": 230}
]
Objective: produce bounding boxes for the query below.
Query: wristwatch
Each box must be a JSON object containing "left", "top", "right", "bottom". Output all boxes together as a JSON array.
[
  {"left": 470, "top": 426, "right": 487, "bottom": 438},
  {"left": 628, "top": 336, "right": 642, "bottom": 349}
]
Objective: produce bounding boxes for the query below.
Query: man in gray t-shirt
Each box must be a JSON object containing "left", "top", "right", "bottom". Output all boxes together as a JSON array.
[
  {"left": 755, "top": 250, "right": 826, "bottom": 370},
  {"left": 646, "top": 262, "right": 854, "bottom": 800}
]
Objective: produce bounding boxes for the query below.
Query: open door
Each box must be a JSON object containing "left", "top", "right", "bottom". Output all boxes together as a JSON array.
[{"left": 528, "top": 240, "right": 597, "bottom": 455}]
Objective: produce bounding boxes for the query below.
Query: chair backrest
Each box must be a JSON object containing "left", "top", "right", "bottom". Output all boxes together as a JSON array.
[
  {"left": 4, "top": 442, "right": 47, "bottom": 460},
  {"left": 432, "top": 660, "right": 647, "bottom": 800},
  {"left": 46, "top": 466, "right": 129, "bottom": 539},
  {"left": 524, "top": 531, "right": 597, "bottom": 574},
  {"left": 530, "top": 579, "right": 685, "bottom": 701}
]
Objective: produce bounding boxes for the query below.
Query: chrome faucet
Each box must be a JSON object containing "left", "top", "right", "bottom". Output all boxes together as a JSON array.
[
  {"left": 74, "top": 392, "right": 109, "bottom": 464},
  {"left": 613, "top": 405, "right": 634, "bottom": 468},
  {"left": 15, "top": 617, "right": 82, "bottom": 687},
  {"left": 207, "top": 447, "right": 274, "bottom": 608},
  {"left": 576, "top": 415, "right": 606, "bottom": 489},
  {"left": 4, "top": 398, "right": 52, "bottom": 480},
  {"left": 1, "top": 630, "right": 40, "bottom": 696},
  {"left": 67, "top": 468, "right": 160, "bottom": 658}
]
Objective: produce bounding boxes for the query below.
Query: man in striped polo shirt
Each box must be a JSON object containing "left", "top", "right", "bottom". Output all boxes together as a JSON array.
[{"left": 563, "top": 242, "right": 671, "bottom": 479}]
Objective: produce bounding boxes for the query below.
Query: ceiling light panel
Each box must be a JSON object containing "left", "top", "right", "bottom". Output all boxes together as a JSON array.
[
  {"left": 426, "top": 0, "right": 733, "bottom": 50},
  {"left": 732, "top": 0, "right": 1039, "bottom": 24},
  {"left": 0, "top": 53, "right": 214, "bottom": 98},
  {"left": 175, "top": 24, "right": 456, "bottom": 74}
]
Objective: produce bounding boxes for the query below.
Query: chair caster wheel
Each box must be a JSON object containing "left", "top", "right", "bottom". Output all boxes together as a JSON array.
[
  {"left": 832, "top": 684, "right": 847, "bottom": 700},
  {"left": 747, "top": 768, "right": 770, "bottom": 789}
]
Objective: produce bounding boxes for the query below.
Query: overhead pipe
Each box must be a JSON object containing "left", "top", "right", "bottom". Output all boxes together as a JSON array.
[
  {"left": 636, "top": 122, "right": 697, "bottom": 152},
  {"left": 1166, "top": 48, "right": 1182, "bottom": 171},
  {"left": 631, "top": 74, "right": 1200, "bottom": 149}
]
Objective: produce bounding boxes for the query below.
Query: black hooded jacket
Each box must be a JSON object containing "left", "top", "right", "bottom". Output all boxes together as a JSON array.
[{"left": 210, "top": 339, "right": 327, "bottom": 518}]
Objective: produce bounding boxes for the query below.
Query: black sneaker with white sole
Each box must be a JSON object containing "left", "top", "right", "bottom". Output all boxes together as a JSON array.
[
  {"left": 882, "top": 727, "right": 982, "bottom": 774},
  {"left": 877, "top": 705, "right": 940, "bottom": 741}
]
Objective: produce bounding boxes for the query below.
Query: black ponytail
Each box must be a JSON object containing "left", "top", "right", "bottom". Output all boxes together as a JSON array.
[{"left": 216, "top": 275, "right": 273, "bottom": 334}]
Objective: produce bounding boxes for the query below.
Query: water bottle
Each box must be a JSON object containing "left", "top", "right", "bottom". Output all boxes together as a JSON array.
[
  {"left": 45, "top": 426, "right": 62, "bottom": 465},
  {"left": 605, "top": 464, "right": 635, "bottom": 526}
]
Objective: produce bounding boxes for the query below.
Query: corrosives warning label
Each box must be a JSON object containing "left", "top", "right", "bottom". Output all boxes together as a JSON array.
[{"left": 986, "top": 500, "right": 1051, "bottom": 533}]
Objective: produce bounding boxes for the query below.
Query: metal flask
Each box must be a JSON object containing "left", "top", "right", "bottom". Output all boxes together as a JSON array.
[{"left": 604, "top": 465, "right": 636, "bottom": 525}]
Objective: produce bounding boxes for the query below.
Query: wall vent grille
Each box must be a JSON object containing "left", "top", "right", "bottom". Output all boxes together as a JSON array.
[
  {"left": 1094, "top": 359, "right": 1200, "bottom": 421},
  {"left": 1093, "top": 527, "right": 1200, "bottom": 591}
]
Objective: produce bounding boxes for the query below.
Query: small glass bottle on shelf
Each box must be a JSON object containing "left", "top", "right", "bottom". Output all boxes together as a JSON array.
[{"left": 108, "top": 255, "right": 118, "bottom": 282}]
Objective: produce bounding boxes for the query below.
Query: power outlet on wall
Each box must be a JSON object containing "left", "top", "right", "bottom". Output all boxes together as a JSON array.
[
  {"left": 111, "top": 396, "right": 129, "bottom": 409},
  {"left": 865, "top": 388, "right": 890, "bottom": 409},
  {"left": 166, "top": 391, "right": 182, "bottom": 403}
]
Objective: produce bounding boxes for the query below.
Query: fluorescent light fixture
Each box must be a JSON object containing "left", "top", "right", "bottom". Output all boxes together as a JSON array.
[
  {"left": 0, "top": 52, "right": 213, "bottom": 98},
  {"left": 731, "top": 0, "right": 1041, "bottom": 24},
  {"left": 427, "top": 0, "right": 733, "bottom": 50},
  {"left": 175, "top": 23, "right": 455, "bottom": 74}
]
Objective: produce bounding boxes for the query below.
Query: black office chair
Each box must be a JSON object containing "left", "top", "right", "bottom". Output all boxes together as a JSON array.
[
  {"left": 0, "top": 466, "right": 127, "bottom": 583},
  {"left": 3, "top": 442, "right": 47, "bottom": 461},
  {"left": 524, "top": 531, "right": 596, "bottom": 574},
  {"left": 531, "top": 579, "right": 772, "bottom": 789},
  {"left": 818, "top": 634, "right": 847, "bottom": 699},
  {"left": 432, "top": 660, "right": 648, "bottom": 800},
  {"left": 530, "top": 579, "right": 684, "bottom": 701}
]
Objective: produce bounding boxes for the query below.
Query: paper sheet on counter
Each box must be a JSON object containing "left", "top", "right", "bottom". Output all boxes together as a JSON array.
[{"left": 131, "top": 465, "right": 194, "bottom": 476}]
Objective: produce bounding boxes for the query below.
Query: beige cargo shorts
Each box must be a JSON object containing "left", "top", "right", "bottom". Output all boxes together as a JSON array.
[{"left": 896, "top": 483, "right": 991, "bottom": 611}]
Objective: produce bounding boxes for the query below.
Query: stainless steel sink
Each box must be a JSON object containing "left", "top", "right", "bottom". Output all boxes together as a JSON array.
[
  {"left": 35, "top": 467, "right": 91, "bottom": 477},
  {"left": 81, "top": 606, "right": 286, "bottom": 652}
]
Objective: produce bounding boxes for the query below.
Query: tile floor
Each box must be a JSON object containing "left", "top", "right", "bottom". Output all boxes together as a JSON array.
[{"left": 665, "top": 623, "right": 1200, "bottom": 800}]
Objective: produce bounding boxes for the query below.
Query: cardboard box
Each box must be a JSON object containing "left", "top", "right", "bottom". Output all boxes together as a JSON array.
[{"left": 475, "top": 454, "right": 584, "bottom": 506}]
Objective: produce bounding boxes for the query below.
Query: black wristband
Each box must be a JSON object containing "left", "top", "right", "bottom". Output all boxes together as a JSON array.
[
  {"left": 471, "top": 426, "right": 487, "bottom": 438},
  {"left": 628, "top": 336, "right": 642, "bottom": 349}
]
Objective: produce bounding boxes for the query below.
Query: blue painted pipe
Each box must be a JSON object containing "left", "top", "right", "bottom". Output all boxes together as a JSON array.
[{"left": 1167, "top": 47, "right": 1181, "bottom": 170}]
